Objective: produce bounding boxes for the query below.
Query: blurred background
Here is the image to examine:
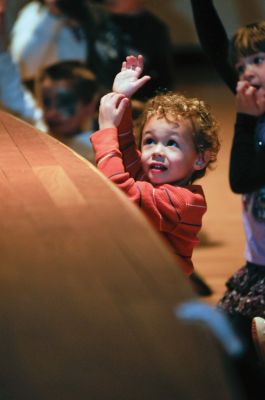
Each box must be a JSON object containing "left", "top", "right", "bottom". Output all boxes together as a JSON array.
[{"left": 7, "top": 1, "right": 265, "bottom": 46}]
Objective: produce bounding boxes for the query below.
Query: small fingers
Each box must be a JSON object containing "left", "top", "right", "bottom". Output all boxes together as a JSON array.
[{"left": 125, "top": 54, "right": 144, "bottom": 71}]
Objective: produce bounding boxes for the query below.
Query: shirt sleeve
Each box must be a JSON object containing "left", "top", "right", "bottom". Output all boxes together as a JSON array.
[
  {"left": 190, "top": 0, "right": 237, "bottom": 93},
  {"left": 229, "top": 113, "right": 265, "bottom": 193},
  {"left": 117, "top": 103, "right": 146, "bottom": 180},
  {"left": 10, "top": 4, "right": 63, "bottom": 79},
  {"left": 0, "top": 51, "right": 42, "bottom": 122}
]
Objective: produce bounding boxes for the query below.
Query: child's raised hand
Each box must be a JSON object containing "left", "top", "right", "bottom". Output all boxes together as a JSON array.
[
  {"left": 112, "top": 54, "right": 151, "bottom": 98},
  {"left": 236, "top": 80, "right": 265, "bottom": 116},
  {"left": 98, "top": 92, "right": 129, "bottom": 130}
]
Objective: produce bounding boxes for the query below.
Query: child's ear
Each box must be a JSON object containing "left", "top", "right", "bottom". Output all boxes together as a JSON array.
[{"left": 194, "top": 150, "right": 211, "bottom": 171}]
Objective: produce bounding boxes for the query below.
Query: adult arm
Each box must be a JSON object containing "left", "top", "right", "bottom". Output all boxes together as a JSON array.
[
  {"left": 0, "top": 2, "right": 41, "bottom": 122},
  {"left": 0, "top": 52, "right": 41, "bottom": 121},
  {"left": 10, "top": 3, "right": 64, "bottom": 80},
  {"left": 190, "top": 0, "right": 237, "bottom": 93},
  {"left": 229, "top": 113, "right": 265, "bottom": 193}
]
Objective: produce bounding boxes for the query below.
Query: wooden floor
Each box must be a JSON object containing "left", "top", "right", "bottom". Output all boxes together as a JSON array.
[{"left": 176, "top": 67, "right": 245, "bottom": 305}]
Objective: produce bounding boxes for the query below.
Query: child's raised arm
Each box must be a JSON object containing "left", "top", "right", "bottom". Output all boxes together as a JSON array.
[
  {"left": 113, "top": 55, "right": 149, "bottom": 180},
  {"left": 113, "top": 55, "right": 151, "bottom": 98}
]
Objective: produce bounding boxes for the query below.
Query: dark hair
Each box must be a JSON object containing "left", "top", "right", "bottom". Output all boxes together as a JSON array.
[
  {"left": 37, "top": 0, "right": 91, "bottom": 22},
  {"left": 37, "top": 61, "right": 98, "bottom": 104},
  {"left": 229, "top": 21, "right": 265, "bottom": 66}
]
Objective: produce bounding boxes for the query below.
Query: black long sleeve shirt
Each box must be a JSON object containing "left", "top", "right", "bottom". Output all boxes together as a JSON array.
[
  {"left": 190, "top": 0, "right": 237, "bottom": 93},
  {"left": 190, "top": 0, "right": 265, "bottom": 194}
]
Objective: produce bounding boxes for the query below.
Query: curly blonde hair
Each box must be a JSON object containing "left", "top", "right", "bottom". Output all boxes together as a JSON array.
[{"left": 137, "top": 92, "right": 220, "bottom": 183}]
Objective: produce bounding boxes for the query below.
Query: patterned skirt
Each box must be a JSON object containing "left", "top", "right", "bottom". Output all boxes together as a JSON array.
[{"left": 217, "top": 263, "right": 265, "bottom": 319}]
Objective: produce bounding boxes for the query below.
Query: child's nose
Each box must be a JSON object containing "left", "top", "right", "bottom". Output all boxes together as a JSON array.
[{"left": 152, "top": 145, "right": 165, "bottom": 161}]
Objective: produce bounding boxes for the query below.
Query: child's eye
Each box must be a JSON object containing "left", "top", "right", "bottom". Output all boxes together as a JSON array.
[
  {"left": 143, "top": 137, "right": 155, "bottom": 145},
  {"left": 167, "top": 139, "right": 179, "bottom": 148},
  {"left": 253, "top": 56, "right": 265, "bottom": 65}
]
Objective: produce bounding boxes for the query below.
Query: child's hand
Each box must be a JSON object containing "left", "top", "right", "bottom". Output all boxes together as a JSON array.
[
  {"left": 112, "top": 54, "right": 151, "bottom": 98},
  {"left": 236, "top": 80, "right": 265, "bottom": 116},
  {"left": 98, "top": 92, "right": 129, "bottom": 130}
]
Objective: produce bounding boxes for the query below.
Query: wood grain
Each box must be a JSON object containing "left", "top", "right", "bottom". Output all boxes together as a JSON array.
[{"left": 0, "top": 110, "right": 244, "bottom": 399}]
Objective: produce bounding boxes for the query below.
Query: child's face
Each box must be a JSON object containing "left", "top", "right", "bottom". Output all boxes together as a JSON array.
[
  {"left": 235, "top": 52, "right": 265, "bottom": 92},
  {"left": 141, "top": 115, "right": 200, "bottom": 186},
  {"left": 40, "top": 77, "right": 90, "bottom": 138}
]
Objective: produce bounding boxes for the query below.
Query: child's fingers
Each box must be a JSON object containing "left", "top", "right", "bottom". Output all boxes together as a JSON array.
[
  {"left": 256, "top": 90, "right": 265, "bottom": 113},
  {"left": 236, "top": 80, "right": 251, "bottom": 94},
  {"left": 133, "top": 75, "right": 151, "bottom": 91},
  {"left": 126, "top": 55, "right": 136, "bottom": 69},
  {"left": 101, "top": 92, "right": 126, "bottom": 108},
  {"left": 117, "top": 97, "right": 129, "bottom": 114},
  {"left": 137, "top": 54, "right": 144, "bottom": 70},
  {"left": 121, "top": 61, "right": 127, "bottom": 72}
]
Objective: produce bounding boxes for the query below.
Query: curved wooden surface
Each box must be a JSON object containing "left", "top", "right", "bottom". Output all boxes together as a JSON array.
[{"left": 0, "top": 111, "right": 243, "bottom": 399}]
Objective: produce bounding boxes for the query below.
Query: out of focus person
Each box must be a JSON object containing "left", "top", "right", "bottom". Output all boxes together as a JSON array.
[
  {"left": 9, "top": 0, "right": 96, "bottom": 92},
  {"left": 0, "top": 0, "right": 42, "bottom": 123},
  {"left": 90, "top": 0, "right": 175, "bottom": 100},
  {"left": 35, "top": 60, "right": 98, "bottom": 162}
]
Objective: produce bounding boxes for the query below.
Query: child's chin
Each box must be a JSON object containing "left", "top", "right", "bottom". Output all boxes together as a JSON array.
[{"left": 149, "top": 175, "right": 166, "bottom": 185}]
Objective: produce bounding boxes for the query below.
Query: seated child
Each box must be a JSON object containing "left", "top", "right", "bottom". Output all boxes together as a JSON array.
[
  {"left": 36, "top": 60, "right": 98, "bottom": 162},
  {"left": 90, "top": 55, "right": 220, "bottom": 276}
]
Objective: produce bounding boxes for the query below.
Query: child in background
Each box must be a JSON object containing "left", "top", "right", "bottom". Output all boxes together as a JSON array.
[
  {"left": 90, "top": 55, "right": 220, "bottom": 277},
  {"left": 189, "top": 3, "right": 265, "bottom": 394},
  {"left": 36, "top": 60, "right": 98, "bottom": 162},
  {"left": 216, "top": 22, "right": 265, "bottom": 377}
]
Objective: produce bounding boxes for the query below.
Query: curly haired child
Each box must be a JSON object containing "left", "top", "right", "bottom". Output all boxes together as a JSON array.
[{"left": 90, "top": 55, "right": 220, "bottom": 277}]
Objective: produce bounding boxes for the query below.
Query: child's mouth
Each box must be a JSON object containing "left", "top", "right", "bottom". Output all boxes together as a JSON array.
[
  {"left": 150, "top": 163, "right": 167, "bottom": 172},
  {"left": 252, "top": 84, "right": 261, "bottom": 90}
]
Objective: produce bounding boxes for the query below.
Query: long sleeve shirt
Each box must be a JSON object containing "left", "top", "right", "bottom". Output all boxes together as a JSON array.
[
  {"left": 91, "top": 114, "right": 207, "bottom": 276},
  {"left": 10, "top": 2, "right": 88, "bottom": 81},
  {"left": 0, "top": 51, "right": 42, "bottom": 123},
  {"left": 231, "top": 113, "right": 265, "bottom": 265},
  {"left": 190, "top": 0, "right": 237, "bottom": 93}
]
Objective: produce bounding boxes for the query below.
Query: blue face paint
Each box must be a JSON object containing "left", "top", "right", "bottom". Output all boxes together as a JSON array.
[{"left": 42, "top": 87, "right": 79, "bottom": 119}]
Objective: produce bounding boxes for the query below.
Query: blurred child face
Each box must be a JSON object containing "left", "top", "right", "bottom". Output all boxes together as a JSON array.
[
  {"left": 141, "top": 115, "right": 200, "bottom": 186},
  {"left": 235, "top": 52, "right": 265, "bottom": 94},
  {"left": 40, "top": 77, "right": 90, "bottom": 138}
]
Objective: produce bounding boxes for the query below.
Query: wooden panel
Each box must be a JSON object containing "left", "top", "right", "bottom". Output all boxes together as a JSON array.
[{"left": 0, "top": 111, "right": 244, "bottom": 400}]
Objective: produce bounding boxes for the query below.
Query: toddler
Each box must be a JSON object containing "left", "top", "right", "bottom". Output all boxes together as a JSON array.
[{"left": 91, "top": 55, "right": 220, "bottom": 276}]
